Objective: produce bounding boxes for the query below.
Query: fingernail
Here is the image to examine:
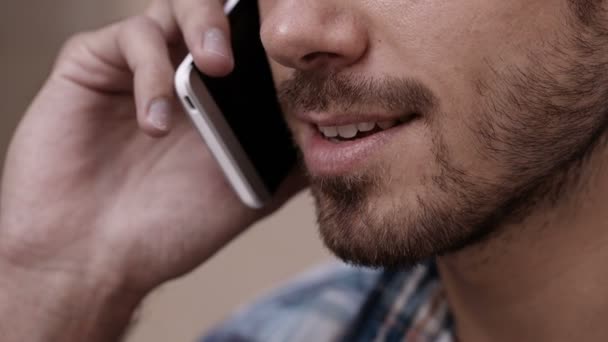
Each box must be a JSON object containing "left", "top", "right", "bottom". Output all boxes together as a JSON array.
[
  {"left": 203, "top": 27, "right": 232, "bottom": 60},
  {"left": 147, "top": 99, "right": 171, "bottom": 131}
]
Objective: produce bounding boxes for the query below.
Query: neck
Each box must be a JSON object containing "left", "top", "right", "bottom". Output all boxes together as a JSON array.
[{"left": 437, "top": 141, "right": 608, "bottom": 342}]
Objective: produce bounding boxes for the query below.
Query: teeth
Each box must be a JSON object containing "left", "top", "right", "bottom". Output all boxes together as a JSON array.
[
  {"left": 337, "top": 124, "right": 358, "bottom": 139},
  {"left": 378, "top": 120, "right": 398, "bottom": 130},
  {"left": 357, "top": 122, "right": 375, "bottom": 132},
  {"left": 319, "top": 126, "right": 338, "bottom": 138},
  {"left": 318, "top": 119, "right": 402, "bottom": 139}
]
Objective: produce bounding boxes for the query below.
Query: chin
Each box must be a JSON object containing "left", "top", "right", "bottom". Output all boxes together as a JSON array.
[{"left": 310, "top": 173, "right": 506, "bottom": 269}]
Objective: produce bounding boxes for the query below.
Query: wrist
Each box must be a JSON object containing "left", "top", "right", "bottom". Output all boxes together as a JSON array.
[{"left": 0, "top": 252, "right": 144, "bottom": 342}]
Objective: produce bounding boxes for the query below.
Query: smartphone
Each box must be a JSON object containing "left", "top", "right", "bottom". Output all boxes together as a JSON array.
[{"left": 174, "top": 0, "right": 297, "bottom": 209}]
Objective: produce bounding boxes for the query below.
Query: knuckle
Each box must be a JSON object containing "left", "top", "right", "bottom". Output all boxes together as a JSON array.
[
  {"left": 55, "top": 32, "right": 94, "bottom": 65},
  {"left": 60, "top": 32, "right": 90, "bottom": 55},
  {"left": 120, "top": 15, "right": 163, "bottom": 38}
]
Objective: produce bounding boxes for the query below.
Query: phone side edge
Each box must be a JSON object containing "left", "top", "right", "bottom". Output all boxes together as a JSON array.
[{"left": 174, "top": 55, "right": 270, "bottom": 209}]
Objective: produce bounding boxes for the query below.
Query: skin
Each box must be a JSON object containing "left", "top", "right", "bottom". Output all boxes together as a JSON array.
[
  {"left": 263, "top": 0, "right": 608, "bottom": 340},
  {"left": 1, "top": 0, "right": 607, "bottom": 341},
  {"left": 268, "top": 0, "right": 608, "bottom": 266}
]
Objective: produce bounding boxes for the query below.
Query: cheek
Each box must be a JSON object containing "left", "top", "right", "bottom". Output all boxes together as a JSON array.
[
  {"left": 257, "top": 0, "right": 276, "bottom": 18},
  {"left": 267, "top": 57, "right": 286, "bottom": 86},
  {"left": 366, "top": 0, "right": 568, "bottom": 177},
  {"left": 266, "top": 58, "right": 298, "bottom": 130}
]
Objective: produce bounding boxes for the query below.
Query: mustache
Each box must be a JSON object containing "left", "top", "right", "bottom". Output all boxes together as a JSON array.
[{"left": 276, "top": 70, "right": 438, "bottom": 114}]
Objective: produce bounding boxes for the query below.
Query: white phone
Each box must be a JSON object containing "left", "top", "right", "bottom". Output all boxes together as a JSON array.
[{"left": 174, "top": 0, "right": 296, "bottom": 209}]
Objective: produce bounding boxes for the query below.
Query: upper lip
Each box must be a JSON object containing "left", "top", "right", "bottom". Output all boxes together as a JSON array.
[{"left": 294, "top": 111, "right": 412, "bottom": 127}]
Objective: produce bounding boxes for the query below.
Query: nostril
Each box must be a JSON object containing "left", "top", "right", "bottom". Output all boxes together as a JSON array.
[
  {"left": 302, "top": 52, "right": 317, "bottom": 63},
  {"left": 302, "top": 52, "right": 340, "bottom": 65}
]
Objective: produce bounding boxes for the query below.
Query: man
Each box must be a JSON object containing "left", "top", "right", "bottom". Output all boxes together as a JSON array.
[{"left": 1, "top": 0, "right": 607, "bottom": 340}]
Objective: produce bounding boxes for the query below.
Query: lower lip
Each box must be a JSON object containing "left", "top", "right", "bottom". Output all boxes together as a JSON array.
[{"left": 302, "top": 123, "right": 407, "bottom": 176}]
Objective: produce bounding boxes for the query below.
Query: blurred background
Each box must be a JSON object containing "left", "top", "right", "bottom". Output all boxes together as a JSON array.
[{"left": 1, "top": 1, "right": 331, "bottom": 341}]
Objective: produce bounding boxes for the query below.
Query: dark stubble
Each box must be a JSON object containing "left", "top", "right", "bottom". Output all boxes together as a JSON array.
[{"left": 277, "top": 20, "right": 608, "bottom": 269}]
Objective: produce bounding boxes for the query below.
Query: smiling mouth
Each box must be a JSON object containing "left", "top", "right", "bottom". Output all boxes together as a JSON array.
[
  {"left": 299, "top": 111, "right": 421, "bottom": 175},
  {"left": 315, "top": 114, "right": 419, "bottom": 142}
]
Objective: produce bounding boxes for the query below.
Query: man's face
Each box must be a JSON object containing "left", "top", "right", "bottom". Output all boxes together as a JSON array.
[{"left": 258, "top": 0, "right": 608, "bottom": 267}]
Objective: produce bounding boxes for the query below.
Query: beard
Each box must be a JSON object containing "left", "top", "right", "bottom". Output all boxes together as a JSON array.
[{"left": 277, "top": 21, "right": 608, "bottom": 269}]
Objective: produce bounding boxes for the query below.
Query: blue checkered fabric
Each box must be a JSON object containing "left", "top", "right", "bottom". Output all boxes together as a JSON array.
[{"left": 201, "top": 261, "right": 453, "bottom": 342}]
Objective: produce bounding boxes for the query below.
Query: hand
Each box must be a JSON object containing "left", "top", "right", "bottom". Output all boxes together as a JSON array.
[{"left": 0, "top": 0, "right": 301, "bottom": 336}]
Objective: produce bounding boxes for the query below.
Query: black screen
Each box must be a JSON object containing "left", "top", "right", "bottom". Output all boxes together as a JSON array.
[{"left": 195, "top": 0, "right": 297, "bottom": 194}]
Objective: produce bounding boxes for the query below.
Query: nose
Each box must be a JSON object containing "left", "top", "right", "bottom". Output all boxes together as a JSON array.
[{"left": 260, "top": 0, "right": 369, "bottom": 72}]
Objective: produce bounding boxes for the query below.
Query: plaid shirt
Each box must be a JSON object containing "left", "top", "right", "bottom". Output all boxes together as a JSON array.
[{"left": 202, "top": 261, "right": 454, "bottom": 341}]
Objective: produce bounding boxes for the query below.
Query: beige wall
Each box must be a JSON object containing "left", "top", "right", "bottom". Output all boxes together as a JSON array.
[{"left": 1, "top": 1, "right": 330, "bottom": 341}]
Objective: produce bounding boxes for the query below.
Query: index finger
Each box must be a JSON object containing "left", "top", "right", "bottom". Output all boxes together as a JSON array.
[{"left": 147, "top": 0, "right": 234, "bottom": 77}]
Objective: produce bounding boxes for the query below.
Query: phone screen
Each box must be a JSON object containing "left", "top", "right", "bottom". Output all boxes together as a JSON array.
[{"left": 194, "top": 0, "right": 297, "bottom": 194}]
